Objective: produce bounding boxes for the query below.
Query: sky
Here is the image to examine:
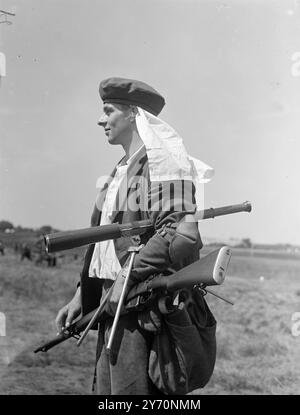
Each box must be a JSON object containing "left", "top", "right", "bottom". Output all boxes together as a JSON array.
[{"left": 0, "top": 0, "right": 300, "bottom": 245}]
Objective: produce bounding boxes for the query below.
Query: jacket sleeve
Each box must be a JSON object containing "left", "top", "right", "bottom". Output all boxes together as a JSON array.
[{"left": 130, "top": 180, "right": 202, "bottom": 285}]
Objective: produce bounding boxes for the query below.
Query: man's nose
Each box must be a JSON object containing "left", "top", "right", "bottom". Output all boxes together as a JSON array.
[{"left": 97, "top": 113, "right": 107, "bottom": 127}]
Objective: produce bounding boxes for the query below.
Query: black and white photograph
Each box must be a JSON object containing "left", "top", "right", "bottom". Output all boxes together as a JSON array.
[{"left": 0, "top": 0, "right": 299, "bottom": 400}]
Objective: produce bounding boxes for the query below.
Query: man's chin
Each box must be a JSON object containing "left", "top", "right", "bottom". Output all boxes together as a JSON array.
[{"left": 107, "top": 137, "right": 119, "bottom": 145}]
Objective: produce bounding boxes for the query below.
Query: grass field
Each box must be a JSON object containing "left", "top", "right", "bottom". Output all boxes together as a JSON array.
[{"left": 0, "top": 246, "right": 300, "bottom": 395}]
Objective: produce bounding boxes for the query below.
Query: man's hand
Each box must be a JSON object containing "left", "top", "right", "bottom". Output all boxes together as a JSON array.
[{"left": 55, "top": 287, "right": 82, "bottom": 334}]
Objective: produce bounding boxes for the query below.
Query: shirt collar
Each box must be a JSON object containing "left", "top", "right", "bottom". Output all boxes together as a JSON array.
[{"left": 119, "top": 144, "right": 145, "bottom": 168}]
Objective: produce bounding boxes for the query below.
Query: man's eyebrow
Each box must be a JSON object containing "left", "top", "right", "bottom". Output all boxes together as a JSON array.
[{"left": 103, "top": 104, "right": 113, "bottom": 112}]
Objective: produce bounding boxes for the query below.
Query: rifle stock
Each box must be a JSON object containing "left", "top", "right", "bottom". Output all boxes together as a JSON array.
[
  {"left": 34, "top": 247, "right": 231, "bottom": 353},
  {"left": 44, "top": 201, "right": 251, "bottom": 253},
  {"left": 151, "top": 246, "right": 231, "bottom": 291}
]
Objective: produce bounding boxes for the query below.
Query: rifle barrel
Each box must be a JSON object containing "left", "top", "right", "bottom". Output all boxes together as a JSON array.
[
  {"left": 45, "top": 220, "right": 153, "bottom": 253},
  {"left": 44, "top": 201, "right": 252, "bottom": 253},
  {"left": 197, "top": 201, "right": 252, "bottom": 220},
  {"left": 34, "top": 332, "right": 70, "bottom": 353}
]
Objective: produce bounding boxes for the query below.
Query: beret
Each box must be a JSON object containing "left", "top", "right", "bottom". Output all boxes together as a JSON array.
[{"left": 99, "top": 77, "right": 165, "bottom": 116}]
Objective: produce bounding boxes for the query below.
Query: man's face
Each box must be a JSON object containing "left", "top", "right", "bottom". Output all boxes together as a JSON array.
[{"left": 98, "top": 103, "right": 132, "bottom": 145}]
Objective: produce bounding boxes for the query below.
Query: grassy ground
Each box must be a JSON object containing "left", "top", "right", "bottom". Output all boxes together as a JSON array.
[{"left": 0, "top": 248, "right": 300, "bottom": 395}]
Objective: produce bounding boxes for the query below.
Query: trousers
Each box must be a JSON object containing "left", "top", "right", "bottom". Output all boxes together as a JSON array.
[{"left": 95, "top": 312, "right": 164, "bottom": 395}]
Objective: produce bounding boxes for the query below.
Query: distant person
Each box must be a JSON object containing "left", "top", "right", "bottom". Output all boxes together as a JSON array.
[
  {"left": 20, "top": 243, "right": 32, "bottom": 261},
  {"left": 0, "top": 240, "right": 4, "bottom": 256},
  {"left": 14, "top": 242, "right": 20, "bottom": 254},
  {"left": 35, "top": 251, "right": 56, "bottom": 267},
  {"left": 46, "top": 253, "right": 57, "bottom": 267}
]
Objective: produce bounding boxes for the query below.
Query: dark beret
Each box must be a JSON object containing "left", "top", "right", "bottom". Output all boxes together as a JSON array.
[{"left": 99, "top": 77, "right": 165, "bottom": 116}]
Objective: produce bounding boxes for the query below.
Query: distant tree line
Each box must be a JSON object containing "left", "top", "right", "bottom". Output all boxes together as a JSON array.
[
  {"left": 0, "top": 220, "right": 14, "bottom": 231},
  {"left": 0, "top": 220, "right": 59, "bottom": 234}
]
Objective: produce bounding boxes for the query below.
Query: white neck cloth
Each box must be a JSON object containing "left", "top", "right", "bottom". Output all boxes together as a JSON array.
[{"left": 135, "top": 108, "right": 214, "bottom": 210}]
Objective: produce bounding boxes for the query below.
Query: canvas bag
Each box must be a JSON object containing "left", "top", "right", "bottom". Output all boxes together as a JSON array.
[{"left": 148, "top": 288, "right": 217, "bottom": 395}]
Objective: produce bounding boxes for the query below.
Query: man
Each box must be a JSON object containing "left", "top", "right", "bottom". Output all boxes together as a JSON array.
[
  {"left": 20, "top": 242, "right": 31, "bottom": 261},
  {"left": 55, "top": 77, "right": 214, "bottom": 395},
  {"left": 0, "top": 240, "right": 4, "bottom": 256}
]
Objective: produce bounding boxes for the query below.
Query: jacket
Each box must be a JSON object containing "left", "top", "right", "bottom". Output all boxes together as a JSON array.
[{"left": 80, "top": 147, "right": 202, "bottom": 316}]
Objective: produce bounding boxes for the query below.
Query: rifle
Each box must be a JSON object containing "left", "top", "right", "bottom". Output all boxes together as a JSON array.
[
  {"left": 44, "top": 201, "right": 252, "bottom": 253},
  {"left": 34, "top": 246, "right": 232, "bottom": 353}
]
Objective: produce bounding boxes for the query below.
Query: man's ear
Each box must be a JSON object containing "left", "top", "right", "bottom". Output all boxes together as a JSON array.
[{"left": 125, "top": 105, "right": 138, "bottom": 122}]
